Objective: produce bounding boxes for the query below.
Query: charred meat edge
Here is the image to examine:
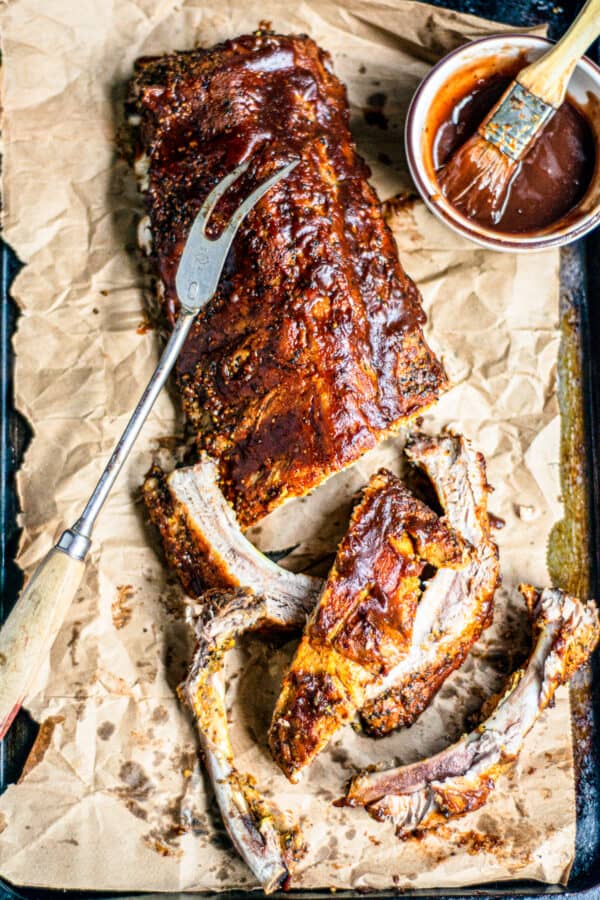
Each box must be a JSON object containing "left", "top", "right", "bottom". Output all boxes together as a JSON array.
[
  {"left": 144, "top": 452, "right": 322, "bottom": 604},
  {"left": 342, "top": 584, "right": 600, "bottom": 834},
  {"left": 181, "top": 588, "right": 307, "bottom": 892},
  {"left": 360, "top": 431, "right": 500, "bottom": 734}
]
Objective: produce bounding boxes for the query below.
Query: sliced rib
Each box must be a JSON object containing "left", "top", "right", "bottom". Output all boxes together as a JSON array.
[
  {"left": 131, "top": 32, "right": 447, "bottom": 528},
  {"left": 269, "top": 467, "right": 473, "bottom": 783},
  {"left": 143, "top": 452, "right": 322, "bottom": 607},
  {"left": 181, "top": 588, "right": 306, "bottom": 892},
  {"left": 343, "top": 584, "right": 600, "bottom": 834},
  {"left": 360, "top": 431, "right": 500, "bottom": 735}
]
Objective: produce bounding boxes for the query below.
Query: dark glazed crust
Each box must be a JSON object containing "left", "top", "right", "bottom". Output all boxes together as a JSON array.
[
  {"left": 312, "top": 469, "right": 471, "bottom": 665},
  {"left": 131, "top": 33, "right": 447, "bottom": 527},
  {"left": 269, "top": 666, "right": 355, "bottom": 779}
]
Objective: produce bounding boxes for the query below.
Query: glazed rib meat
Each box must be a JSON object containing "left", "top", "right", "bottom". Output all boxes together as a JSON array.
[
  {"left": 131, "top": 32, "right": 448, "bottom": 528},
  {"left": 269, "top": 466, "right": 474, "bottom": 783},
  {"left": 343, "top": 585, "right": 600, "bottom": 835},
  {"left": 359, "top": 432, "right": 500, "bottom": 735},
  {"left": 182, "top": 588, "right": 306, "bottom": 892},
  {"left": 143, "top": 453, "right": 321, "bottom": 605}
]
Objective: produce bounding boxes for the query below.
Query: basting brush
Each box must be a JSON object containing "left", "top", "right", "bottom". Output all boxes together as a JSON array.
[{"left": 438, "top": 0, "right": 600, "bottom": 225}]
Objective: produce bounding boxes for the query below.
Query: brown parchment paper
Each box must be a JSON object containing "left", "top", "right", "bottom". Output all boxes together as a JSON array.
[{"left": 0, "top": 0, "right": 575, "bottom": 892}]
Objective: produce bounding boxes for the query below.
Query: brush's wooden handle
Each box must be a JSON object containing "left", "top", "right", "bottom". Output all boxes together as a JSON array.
[
  {"left": 517, "top": 0, "right": 600, "bottom": 107},
  {"left": 0, "top": 547, "right": 85, "bottom": 739}
]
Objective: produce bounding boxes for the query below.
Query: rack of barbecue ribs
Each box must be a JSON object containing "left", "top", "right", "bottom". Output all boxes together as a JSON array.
[
  {"left": 131, "top": 31, "right": 448, "bottom": 530},
  {"left": 268, "top": 432, "right": 500, "bottom": 781},
  {"left": 341, "top": 585, "right": 600, "bottom": 835}
]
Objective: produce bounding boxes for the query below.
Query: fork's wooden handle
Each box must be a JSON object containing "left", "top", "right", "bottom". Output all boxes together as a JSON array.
[
  {"left": 0, "top": 547, "right": 85, "bottom": 739},
  {"left": 517, "top": 0, "right": 600, "bottom": 107}
]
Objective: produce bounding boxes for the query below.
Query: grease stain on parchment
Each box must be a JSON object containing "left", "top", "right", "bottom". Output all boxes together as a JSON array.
[
  {"left": 363, "top": 91, "right": 388, "bottom": 129},
  {"left": 151, "top": 706, "right": 168, "bottom": 724},
  {"left": 67, "top": 620, "right": 82, "bottom": 667},
  {"left": 18, "top": 716, "right": 65, "bottom": 782},
  {"left": 455, "top": 829, "right": 502, "bottom": 856},
  {"left": 110, "top": 749, "right": 197, "bottom": 859},
  {"left": 142, "top": 799, "right": 186, "bottom": 860},
  {"left": 97, "top": 721, "right": 116, "bottom": 741},
  {"left": 112, "top": 761, "right": 155, "bottom": 821}
]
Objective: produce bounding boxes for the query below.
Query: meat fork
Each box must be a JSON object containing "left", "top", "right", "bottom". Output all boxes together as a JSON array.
[{"left": 0, "top": 158, "right": 298, "bottom": 738}]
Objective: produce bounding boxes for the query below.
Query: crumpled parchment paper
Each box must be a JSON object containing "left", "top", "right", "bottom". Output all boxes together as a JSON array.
[{"left": 0, "top": 0, "right": 575, "bottom": 892}]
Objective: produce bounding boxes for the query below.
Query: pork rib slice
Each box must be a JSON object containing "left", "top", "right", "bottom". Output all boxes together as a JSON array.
[
  {"left": 181, "top": 588, "right": 307, "bottom": 892},
  {"left": 343, "top": 584, "right": 600, "bottom": 834},
  {"left": 359, "top": 431, "right": 500, "bottom": 735},
  {"left": 143, "top": 452, "right": 322, "bottom": 605},
  {"left": 269, "top": 466, "right": 474, "bottom": 783},
  {"left": 151, "top": 456, "right": 320, "bottom": 889}
]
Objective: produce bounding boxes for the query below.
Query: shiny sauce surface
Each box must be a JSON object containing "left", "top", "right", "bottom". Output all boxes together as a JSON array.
[
  {"left": 134, "top": 32, "right": 447, "bottom": 528},
  {"left": 431, "top": 67, "right": 596, "bottom": 233}
]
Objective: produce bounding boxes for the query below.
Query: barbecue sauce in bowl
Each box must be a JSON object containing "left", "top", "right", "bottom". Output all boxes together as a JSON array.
[{"left": 428, "top": 63, "right": 596, "bottom": 234}]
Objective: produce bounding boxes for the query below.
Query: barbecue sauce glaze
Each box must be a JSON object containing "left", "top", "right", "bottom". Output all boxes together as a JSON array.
[
  {"left": 133, "top": 33, "right": 447, "bottom": 528},
  {"left": 429, "top": 62, "right": 596, "bottom": 233}
]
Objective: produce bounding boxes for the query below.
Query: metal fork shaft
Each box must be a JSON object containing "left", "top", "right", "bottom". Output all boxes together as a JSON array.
[
  {"left": 60, "top": 309, "right": 197, "bottom": 559},
  {"left": 58, "top": 160, "right": 300, "bottom": 561}
]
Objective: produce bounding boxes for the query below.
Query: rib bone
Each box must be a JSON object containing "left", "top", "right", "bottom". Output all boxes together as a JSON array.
[
  {"left": 181, "top": 588, "right": 307, "bottom": 892},
  {"left": 343, "top": 585, "right": 600, "bottom": 834}
]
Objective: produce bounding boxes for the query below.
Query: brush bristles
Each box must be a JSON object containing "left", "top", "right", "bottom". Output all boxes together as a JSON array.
[{"left": 438, "top": 135, "right": 519, "bottom": 226}]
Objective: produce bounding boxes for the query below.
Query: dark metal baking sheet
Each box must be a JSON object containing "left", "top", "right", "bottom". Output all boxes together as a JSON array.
[{"left": 1, "top": 1, "right": 599, "bottom": 897}]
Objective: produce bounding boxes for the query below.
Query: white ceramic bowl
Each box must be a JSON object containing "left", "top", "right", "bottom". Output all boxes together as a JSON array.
[{"left": 405, "top": 34, "right": 600, "bottom": 252}]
